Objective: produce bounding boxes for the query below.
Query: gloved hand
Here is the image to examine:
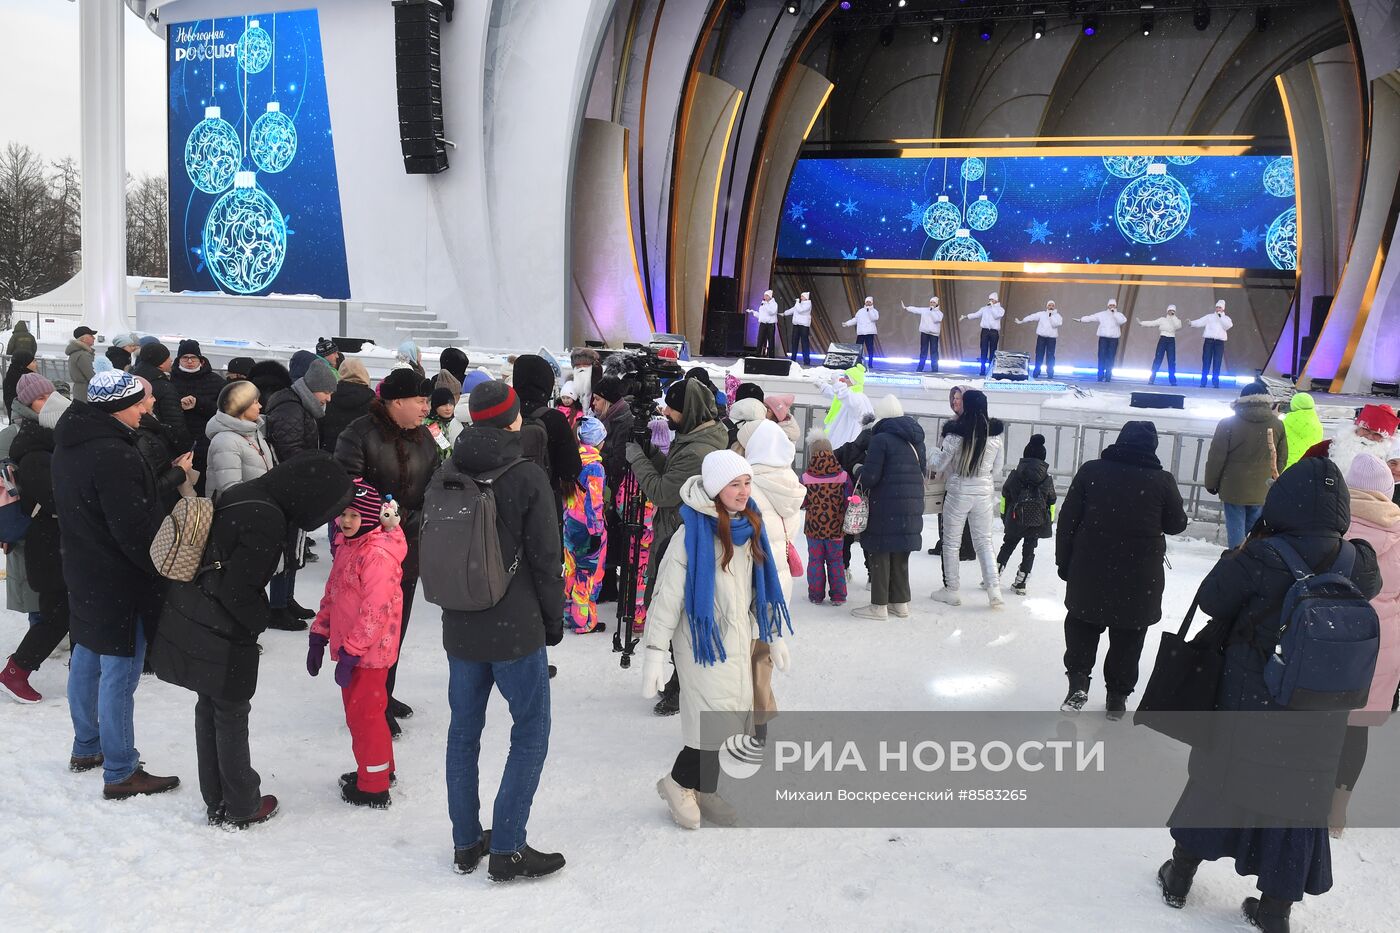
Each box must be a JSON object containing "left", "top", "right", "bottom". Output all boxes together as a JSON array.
[
  {"left": 380, "top": 495, "right": 401, "bottom": 531},
  {"left": 307, "top": 633, "right": 328, "bottom": 676},
  {"left": 1057, "top": 565, "right": 1069, "bottom": 583},
  {"left": 333, "top": 651, "right": 362, "bottom": 688},
  {"left": 545, "top": 620, "right": 564, "bottom": 647},
  {"left": 640, "top": 649, "right": 669, "bottom": 698},
  {"left": 768, "top": 638, "right": 791, "bottom": 673}
]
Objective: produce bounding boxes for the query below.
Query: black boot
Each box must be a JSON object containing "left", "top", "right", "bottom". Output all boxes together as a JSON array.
[
  {"left": 340, "top": 774, "right": 392, "bottom": 809},
  {"left": 340, "top": 770, "right": 396, "bottom": 789},
  {"left": 387, "top": 697, "right": 413, "bottom": 720},
  {"left": 453, "top": 829, "right": 492, "bottom": 875},
  {"left": 1157, "top": 847, "right": 1199, "bottom": 908},
  {"left": 1011, "top": 570, "right": 1029, "bottom": 596},
  {"left": 488, "top": 845, "right": 566, "bottom": 882},
  {"left": 653, "top": 674, "right": 680, "bottom": 717},
  {"left": 1242, "top": 896, "right": 1292, "bottom": 933},
  {"left": 1060, "top": 674, "right": 1090, "bottom": 712},
  {"left": 266, "top": 608, "right": 308, "bottom": 632},
  {"left": 386, "top": 711, "right": 402, "bottom": 739},
  {"left": 288, "top": 599, "right": 316, "bottom": 621},
  {"left": 1106, "top": 693, "right": 1129, "bottom": 721}
]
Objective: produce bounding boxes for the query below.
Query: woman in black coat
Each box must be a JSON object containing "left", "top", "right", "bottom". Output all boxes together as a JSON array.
[
  {"left": 1159, "top": 457, "right": 1381, "bottom": 932},
  {"left": 151, "top": 454, "right": 352, "bottom": 828},
  {"left": 1055, "top": 420, "right": 1187, "bottom": 714},
  {"left": 319, "top": 358, "right": 374, "bottom": 452},
  {"left": 3, "top": 351, "right": 37, "bottom": 419},
  {"left": 248, "top": 360, "right": 293, "bottom": 406},
  {"left": 852, "top": 401, "right": 926, "bottom": 619}
]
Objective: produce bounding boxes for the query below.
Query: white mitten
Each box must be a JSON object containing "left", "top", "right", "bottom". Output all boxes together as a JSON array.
[
  {"left": 640, "top": 649, "right": 670, "bottom": 698},
  {"left": 380, "top": 496, "right": 402, "bottom": 531},
  {"left": 768, "top": 638, "right": 791, "bottom": 673}
]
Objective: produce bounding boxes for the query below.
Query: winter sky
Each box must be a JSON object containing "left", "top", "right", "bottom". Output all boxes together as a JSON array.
[{"left": 0, "top": 1, "right": 168, "bottom": 176}]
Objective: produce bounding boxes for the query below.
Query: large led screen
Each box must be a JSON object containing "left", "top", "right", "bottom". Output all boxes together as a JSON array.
[
  {"left": 777, "top": 154, "right": 1297, "bottom": 271},
  {"left": 167, "top": 10, "right": 350, "bottom": 298}
]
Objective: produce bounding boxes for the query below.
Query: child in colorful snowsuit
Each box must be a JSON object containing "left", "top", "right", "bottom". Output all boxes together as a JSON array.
[
  {"left": 802, "top": 432, "right": 850, "bottom": 605},
  {"left": 564, "top": 417, "right": 609, "bottom": 633},
  {"left": 308, "top": 478, "right": 406, "bottom": 808}
]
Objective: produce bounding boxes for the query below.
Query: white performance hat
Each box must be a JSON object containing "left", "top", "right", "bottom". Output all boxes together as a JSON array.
[
  {"left": 988, "top": 292, "right": 999, "bottom": 302},
  {"left": 1167, "top": 304, "right": 1177, "bottom": 311},
  {"left": 701, "top": 450, "right": 754, "bottom": 498},
  {"left": 864, "top": 296, "right": 875, "bottom": 304},
  {"left": 929, "top": 296, "right": 940, "bottom": 305},
  {"left": 800, "top": 291, "right": 810, "bottom": 300},
  {"left": 1215, "top": 299, "right": 1227, "bottom": 309}
]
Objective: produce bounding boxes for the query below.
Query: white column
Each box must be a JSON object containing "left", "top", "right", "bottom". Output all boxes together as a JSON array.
[{"left": 79, "top": 0, "right": 128, "bottom": 336}]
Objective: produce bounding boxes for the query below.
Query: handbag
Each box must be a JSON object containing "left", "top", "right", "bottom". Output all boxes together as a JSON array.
[
  {"left": 1135, "top": 586, "right": 1228, "bottom": 747},
  {"left": 843, "top": 482, "right": 869, "bottom": 535},
  {"left": 925, "top": 473, "right": 946, "bottom": 515},
  {"left": 787, "top": 540, "right": 804, "bottom": 577}
]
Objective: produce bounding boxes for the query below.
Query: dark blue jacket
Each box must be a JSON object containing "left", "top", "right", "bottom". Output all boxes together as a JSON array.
[{"left": 858, "top": 415, "right": 927, "bottom": 554}]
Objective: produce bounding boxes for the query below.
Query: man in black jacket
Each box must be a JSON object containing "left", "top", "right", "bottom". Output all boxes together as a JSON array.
[
  {"left": 51, "top": 370, "right": 180, "bottom": 798},
  {"left": 171, "top": 339, "right": 226, "bottom": 449},
  {"left": 438, "top": 380, "right": 565, "bottom": 882},
  {"left": 1056, "top": 420, "right": 1188, "bottom": 716},
  {"left": 335, "top": 368, "right": 439, "bottom": 731},
  {"left": 589, "top": 376, "right": 632, "bottom": 602},
  {"left": 132, "top": 341, "right": 192, "bottom": 450}
]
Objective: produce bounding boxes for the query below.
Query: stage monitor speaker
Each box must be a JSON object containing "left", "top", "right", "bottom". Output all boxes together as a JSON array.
[
  {"left": 1130, "top": 392, "right": 1185, "bottom": 410},
  {"left": 1372, "top": 382, "right": 1400, "bottom": 399},
  {"left": 742, "top": 357, "right": 792, "bottom": 377},
  {"left": 824, "top": 343, "right": 864, "bottom": 370},
  {"left": 702, "top": 276, "right": 744, "bottom": 356},
  {"left": 394, "top": 0, "right": 449, "bottom": 174},
  {"left": 1310, "top": 295, "right": 1333, "bottom": 334},
  {"left": 1310, "top": 378, "right": 1333, "bottom": 394},
  {"left": 583, "top": 339, "right": 605, "bottom": 348}
]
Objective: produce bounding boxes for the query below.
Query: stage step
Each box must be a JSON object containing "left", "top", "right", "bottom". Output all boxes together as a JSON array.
[{"left": 343, "top": 304, "right": 464, "bottom": 348}]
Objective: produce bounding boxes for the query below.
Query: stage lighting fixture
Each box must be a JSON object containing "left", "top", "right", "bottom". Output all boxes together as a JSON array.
[
  {"left": 785, "top": 0, "right": 800, "bottom": 14},
  {"left": 1141, "top": 12, "right": 1153, "bottom": 34},
  {"left": 1255, "top": 5, "right": 1271, "bottom": 32},
  {"left": 839, "top": 1, "right": 851, "bottom": 9},
  {"left": 1193, "top": 2, "right": 1211, "bottom": 31},
  {"left": 1033, "top": 16, "right": 1046, "bottom": 39},
  {"left": 1082, "top": 14, "right": 1099, "bottom": 36},
  {"left": 979, "top": 19, "right": 994, "bottom": 41},
  {"left": 897, "top": 0, "right": 907, "bottom": 7},
  {"left": 930, "top": 22, "right": 944, "bottom": 43}
]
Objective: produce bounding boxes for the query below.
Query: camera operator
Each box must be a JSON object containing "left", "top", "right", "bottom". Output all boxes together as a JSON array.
[
  {"left": 590, "top": 376, "right": 632, "bottom": 602},
  {"left": 626, "top": 377, "right": 729, "bottom": 714}
]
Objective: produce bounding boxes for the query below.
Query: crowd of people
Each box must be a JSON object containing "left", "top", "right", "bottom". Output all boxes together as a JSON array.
[{"left": 3, "top": 325, "right": 1400, "bottom": 926}]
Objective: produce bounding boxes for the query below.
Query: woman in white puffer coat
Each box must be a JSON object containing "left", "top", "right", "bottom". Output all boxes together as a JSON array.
[
  {"left": 642, "top": 451, "right": 794, "bottom": 830},
  {"left": 205, "top": 380, "right": 277, "bottom": 500},
  {"left": 737, "top": 420, "right": 805, "bottom": 741},
  {"left": 929, "top": 389, "right": 1006, "bottom": 608}
]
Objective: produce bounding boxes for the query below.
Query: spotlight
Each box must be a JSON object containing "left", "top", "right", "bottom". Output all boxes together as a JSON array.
[
  {"left": 1140, "top": 12, "right": 1153, "bottom": 35},
  {"left": 1033, "top": 16, "right": 1046, "bottom": 39},
  {"left": 1255, "top": 5, "right": 1271, "bottom": 32},
  {"left": 839, "top": 0, "right": 851, "bottom": 9},
  {"left": 979, "top": 19, "right": 994, "bottom": 41},
  {"left": 1193, "top": 2, "right": 1211, "bottom": 31},
  {"left": 785, "top": 0, "right": 800, "bottom": 13},
  {"left": 1082, "top": 14, "right": 1099, "bottom": 36},
  {"left": 897, "top": 0, "right": 907, "bottom": 7},
  {"left": 930, "top": 22, "right": 943, "bottom": 43}
]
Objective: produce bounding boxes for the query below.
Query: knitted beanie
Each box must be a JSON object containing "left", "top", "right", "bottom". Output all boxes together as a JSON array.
[
  {"left": 177, "top": 338, "right": 201, "bottom": 359},
  {"left": 16, "top": 373, "right": 55, "bottom": 407},
  {"left": 577, "top": 416, "right": 606, "bottom": 447},
  {"left": 873, "top": 394, "right": 904, "bottom": 422},
  {"left": 468, "top": 380, "right": 520, "bottom": 429},
  {"left": 1346, "top": 454, "right": 1395, "bottom": 497},
  {"left": 137, "top": 342, "right": 171, "bottom": 366},
  {"left": 1024, "top": 433, "right": 1048, "bottom": 461},
  {"left": 302, "top": 358, "right": 338, "bottom": 394},
  {"left": 379, "top": 368, "right": 432, "bottom": 401},
  {"left": 346, "top": 478, "right": 383, "bottom": 539},
  {"left": 87, "top": 370, "right": 145, "bottom": 413},
  {"left": 701, "top": 449, "right": 753, "bottom": 498},
  {"left": 430, "top": 385, "right": 456, "bottom": 411}
]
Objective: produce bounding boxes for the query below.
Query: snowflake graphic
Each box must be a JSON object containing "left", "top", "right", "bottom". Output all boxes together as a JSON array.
[
  {"left": 1025, "top": 218, "right": 1052, "bottom": 244},
  {"left": 1078, "top": 164, "right": 1101, "bottom": 188},
  {"left": 1184, "top": 226, "right": 1198, "bottom": 239},
  {"left": 1194, "top": 171, "right": 1218, "bottom": 195},
  {"left": 902, "top": 200, "right": 927, "bottom": 232},
  {"left": 786, "top": 200, "right": 808, "bottom": 222},
  {"left": 840, "top": 247, "right": 860, "bottom": 260},
  {"left": 1089, "top": 218, "right": 1106, "bottom": 233},
  {"left": 840, "top": 197, "right": 860, "bottom": 217},
  {"left": 1234, "top": 226, "right": 1263, "bottom": 252}
]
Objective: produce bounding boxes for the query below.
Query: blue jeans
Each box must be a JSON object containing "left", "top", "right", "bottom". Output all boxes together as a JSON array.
[
  {"left": 445, "top": 647, "right": 551, "bottom": 854},
  {"left": 1223, "top": 502, "right": 1263, "bottom": 550},
  {"left": 268, "top": 568, "right": 296, "bottom": 609},
  {"left": 68, "top": 624, "right": 146, "bottom": 784}
]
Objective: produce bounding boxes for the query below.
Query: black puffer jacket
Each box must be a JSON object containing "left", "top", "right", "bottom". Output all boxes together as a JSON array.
[
  {"left": 597, "top": 396, "right": 634, "bottom": 496},
  {"left": 11, "top": 416, "right": 63, "bottom": 594},
  {"left": 320, "top": 379, "right": 375, "bottom": 452},
  {"left": 1056, "top": 421, "right": 1188, "bottom": 629},
  {"left": 170, "top": 358, "right": 225, "bottom": 445},
  {"left": 264, "top": 383, "right": 321, "bottom": 462},
  {"left": 439, "top": 426, "right": 564, "bottom": 662},
  {"left": 51, "top": 401, "right": 161, "bottom": 656},
  {"left": 514, "top": 354, "right": 583, "bottom": 504},
  {"left": 132, "top": 361, "right": 192, "bottom": 449},
  {"left": 334, "top": 400, "right": 439, "bottom": 579},
  {"left": 134, "top": 413, "right": 187, "bottom": 515},
  {"left": 248, "top": 360, "right": 292, "bottom": 406},
  {"left": 152, "top": 455, "right": 353, "bottom": 701},
  {"left": 1001, "top": 457, "right": 1057, "bottom": 540},
  {"left": 858, "top": 415, "right": 927, "bottom": 553}
]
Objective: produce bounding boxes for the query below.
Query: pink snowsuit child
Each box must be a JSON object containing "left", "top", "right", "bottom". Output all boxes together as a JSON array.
[{"left": 309, "top": 479, "right": 406, "bottom": 800}]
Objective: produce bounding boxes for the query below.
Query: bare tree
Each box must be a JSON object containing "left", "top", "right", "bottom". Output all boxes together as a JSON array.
[
  {"left": 126, "top": 172, "right": 168, "bottom": 278},
  {"left": 0, "top": 142, "right": 65, "bottom": 303},
  {"left": 50, "top": 155, "right": 81, "bottom": 283}
]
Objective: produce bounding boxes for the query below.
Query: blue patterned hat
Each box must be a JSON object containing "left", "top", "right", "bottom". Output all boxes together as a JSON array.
[{"left": 87, "top": 370, "right": 145, "bottom": 413}]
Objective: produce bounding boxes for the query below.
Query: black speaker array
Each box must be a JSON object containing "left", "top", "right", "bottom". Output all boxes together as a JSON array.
[
  {"left": 702, "top": 276, "right": 745, "bottom": 356},
  {"left": 394, "top": 0, "right": 448, "bottom": 174}
]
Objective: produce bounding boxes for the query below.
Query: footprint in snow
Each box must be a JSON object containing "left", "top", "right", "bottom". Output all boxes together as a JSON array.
[{"left": 985, "top": 632, "right": 1016, "bottom": 648}]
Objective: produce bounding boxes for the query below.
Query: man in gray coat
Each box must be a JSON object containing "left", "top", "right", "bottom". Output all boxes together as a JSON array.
[
  {"left": 67, "top": 326, "right": 98, "bottom": 401},
  {"left": 1204, "top": 382, "right": 1287, "bottom": 549}
]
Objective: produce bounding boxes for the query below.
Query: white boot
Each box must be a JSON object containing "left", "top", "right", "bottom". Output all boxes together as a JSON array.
[
  {"left": 930, "top": 588, "right": 962, "bottom": 607},
  {"left": 656, "top": 775, "right": 701, "bottom": 830},
  {"left": 888, "top": 602, "right": 911, "bottom": 618},
  {"left": 851, "top": 604, "right": 888, "bottom": 620},
  {"left": 988, "top": 588, "right": 1005, "bottom": 609},
  {"left": 696, "top": 791, "right": 739, "bottom": 826}
]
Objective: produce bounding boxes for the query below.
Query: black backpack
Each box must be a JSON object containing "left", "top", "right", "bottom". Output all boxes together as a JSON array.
[
  {"left": 419, "top": 458, "right": 526, "bottom": 611},
  {"left": 1009, "top": 473, "right": 1048, "bottom": 528},
  {"left": 519, "top": 406, "right": 551, "bottom": 477}
]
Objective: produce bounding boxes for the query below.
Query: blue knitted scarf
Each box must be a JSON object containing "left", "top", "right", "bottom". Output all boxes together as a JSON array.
[{"left": 679, "top": 501, "right": 792, "bottom": 667}]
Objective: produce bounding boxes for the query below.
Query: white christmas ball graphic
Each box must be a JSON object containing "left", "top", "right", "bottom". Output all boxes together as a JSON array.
[
  {"left": 1266, "top": 206, "right": 1298, "bottom": 270},
  {"left": 238, "top": 19, "right": 273, "bottom": 74},
  {"left": 184, "top": 106, "right": 241, "bottom": 195},
  {"left": 203, "top": 171, "right": 287, "bottom": 295},
  {"left": 1115, "top": 164, "right": 1192, "bottom": 245},
  {"left": 718, "top": 733, "right": 765, "bottom": 780},
  {"left": 960, "top": 157, "right": 986, "bottom": 182},
  {"left": 921, "top": 195, "right": 961, "bottom": 241},
  {"left": 933, "top": 229, "right": 989, "bottom": 263},
  {"left": 1165, "top": 155, "right": 1201, "bottom": 165},
  {"left": 250, "top": 102, "right": 298, "bottom": 174},
  {"left": 1263, "top": 156, "right": 1294, "bottom": 198},
  {"left": 966, "top": 194, "right": 998, "bottom": 231},
  {"left": 1102, "top": 155, "right": 1151, "bottom": 179}
]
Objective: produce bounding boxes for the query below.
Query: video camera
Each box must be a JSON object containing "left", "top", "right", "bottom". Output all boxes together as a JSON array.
[{"left": 603, "top": 345, "right": 684, "bottom": 441}]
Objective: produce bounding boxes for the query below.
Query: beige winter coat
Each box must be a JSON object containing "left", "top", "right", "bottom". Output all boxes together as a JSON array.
[
  {"left": 644, "top": 476, "right": 757, "bottom": 749},
  {"left": 747, "top": 462, "right": 806, "bottom": 604}
]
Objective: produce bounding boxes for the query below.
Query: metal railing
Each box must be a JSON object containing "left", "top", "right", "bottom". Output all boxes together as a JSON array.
[{"left": 785, "top": 401, "right": 1225, "bottom": 525}]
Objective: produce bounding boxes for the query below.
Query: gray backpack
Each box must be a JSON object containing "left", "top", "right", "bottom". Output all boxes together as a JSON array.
[{"left": 419, "top": 457, "right": 525, "bottom": 611}]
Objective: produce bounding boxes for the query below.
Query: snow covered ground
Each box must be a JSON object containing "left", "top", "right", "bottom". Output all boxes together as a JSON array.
[{"left": 3, "top": 522, "right": 1398, "bottom": 932}]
